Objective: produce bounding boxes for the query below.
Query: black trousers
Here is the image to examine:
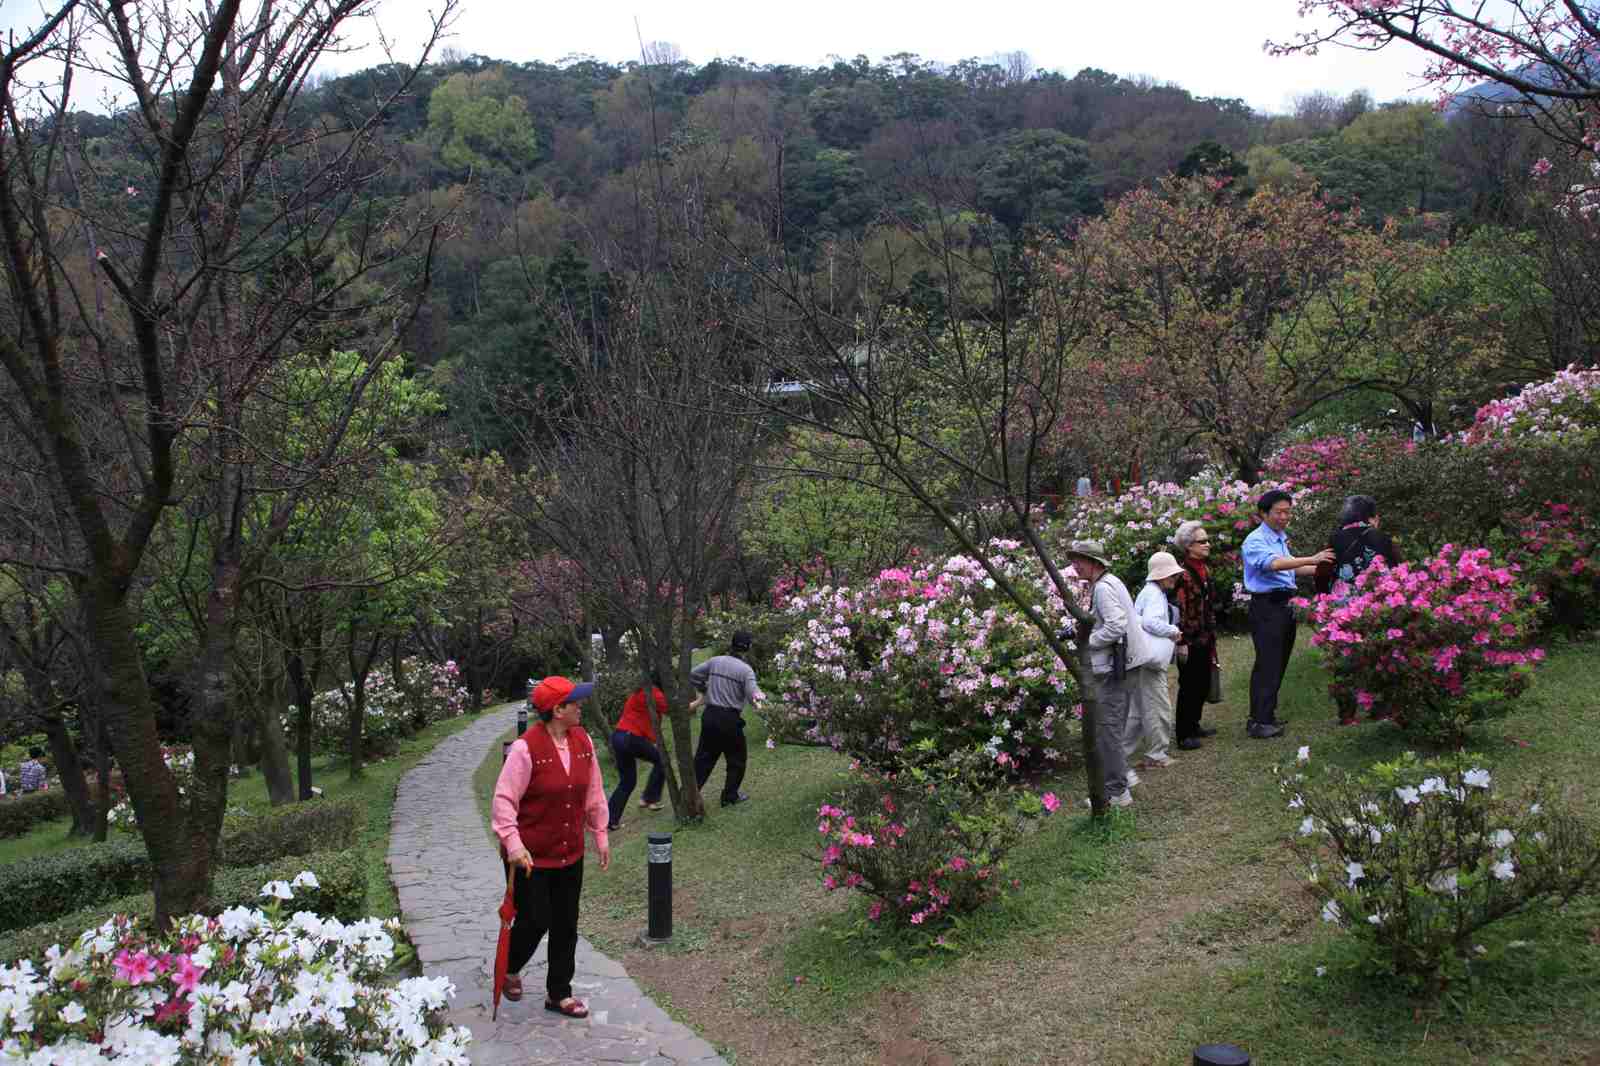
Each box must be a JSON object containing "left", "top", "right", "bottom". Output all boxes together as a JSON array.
[
  {"left": 506, "top": 857, "right": 583, "bottom": 1002},
  {"left": 607, "top": 729, "right": 665, "bottom": 827},
  {"left": 693, "top": 705, "right": 747, "bottom": 803},
  {"left": 1248, "top": 596, "right": 1297, "bottom": 726},
  {"left": 1175, "top": 640, "right": 1212, "bottom": 740}
]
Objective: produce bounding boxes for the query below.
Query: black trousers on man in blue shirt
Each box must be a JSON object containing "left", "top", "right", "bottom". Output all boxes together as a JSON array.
[{"left": 1248, "top": 591, "right": 1296, "bottom": 731}]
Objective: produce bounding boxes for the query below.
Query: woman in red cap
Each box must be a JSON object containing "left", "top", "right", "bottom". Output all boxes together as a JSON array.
[{"left": 491, "top": 675, "right": 611, "bottom": 1017}]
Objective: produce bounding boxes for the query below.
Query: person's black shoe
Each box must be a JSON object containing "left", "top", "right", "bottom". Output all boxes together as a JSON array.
[
  {"left": 1247, "top": 723, "right": 1285, "bottom": 739},
  {"left": 721, "top": 791, "right": 751, "bottom": 807},
  {"left": 1197, "top": 727, "right": 1218, "bottom": 737},
  {"left": 1177, "top": 737, "right": 1203, "bottom": 750}
]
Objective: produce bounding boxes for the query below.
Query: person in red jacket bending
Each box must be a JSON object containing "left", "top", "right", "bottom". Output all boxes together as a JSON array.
[
  {"left": 491, "top": 675, "right": 611, "bottom": 1018},
  {"left": 606, "top": 673, "right": 669, "bottom": 829}
]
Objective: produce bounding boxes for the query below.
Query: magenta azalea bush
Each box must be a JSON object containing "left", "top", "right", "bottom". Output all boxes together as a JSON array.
[
  {"left": 816, "top": 754, "right": 1057, "bottom": 936},
  {"left": 1303, "top": 546, "right": 1545, "bottom": 745},
  {"left": 774, "top": 541, "right": 1081, "bottom": 775},
  {"left": 1494, "top": 502, "right": 1600, "bottom": 631},
  {"left": 0, "top": 875, "right": 470, "bottom": 1063}
]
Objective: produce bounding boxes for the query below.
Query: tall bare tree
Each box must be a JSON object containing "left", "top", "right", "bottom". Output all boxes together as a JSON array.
[{"left": 0, "top": 0, "right": 454, "bottom": 925}]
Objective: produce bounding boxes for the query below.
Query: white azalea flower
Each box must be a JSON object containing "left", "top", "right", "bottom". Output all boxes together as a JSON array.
[
  {"left": 1345, "top": 861, "right": 1365, "bottom": 887},
  {"left": 1296, "top": 745, "right": 1310, "bottom": 764},
  {"left": 1320, "top": 899, "right": 1342, "bottom": 923},
  {"left": 1462, "top": 768, "right": 1491, "bottom": 789},
  {"left": 1489, "top": 829, "right": 1515, "bottom": 849},
  {"left": 59, "top": 1000, "right": 86, "bottom": 1025},
  {"left": 1394, "top": 786, "right": 1420, "bottom": 805},
  {"left": 1314, "top": 966, "right": 1326, "bottom": 977},
  {"left": 290, "top": 871, "right": 321, "bottom": 890},
  {"left": 260, "top": 880, "right": 294, "bottom": 901},
  {"left": 1298, "top": 816, "right": 1318, "bottom": 836},
  {"left": 1286, "top": 794, "right": 1304, "bottom": 810},
  {"left": 1491, "top": 859, "right": 1516, "bottom": 881}
]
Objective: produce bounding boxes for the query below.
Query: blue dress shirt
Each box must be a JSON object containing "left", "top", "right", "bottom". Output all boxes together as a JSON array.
[{"left": 1242, "top": 523, "right": 1297, "bottom": 593}]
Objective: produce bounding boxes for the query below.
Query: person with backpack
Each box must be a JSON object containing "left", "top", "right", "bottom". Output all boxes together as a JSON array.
[{"left": 1314, "top": 494, "right": 1402, "bottom": 725}]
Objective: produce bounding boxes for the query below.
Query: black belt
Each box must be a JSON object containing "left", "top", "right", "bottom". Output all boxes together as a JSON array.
[
  {"left": 706, "top": 704, "right": 742, "bottom": 714},
  {"left": 1250, "top": 590, "right": 1294, "bottom": 604}
]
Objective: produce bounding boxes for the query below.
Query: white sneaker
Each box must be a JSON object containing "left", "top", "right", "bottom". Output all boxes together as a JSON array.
[
  {"left": 1125, "top": 769, "right": 1142, "bottom": 787},
  {"left": 1109, "top": 790, "right": 1134, "bottom": 808},
  {"left": 1144, "top": 754, "right": 1175, "bottom": 768}
]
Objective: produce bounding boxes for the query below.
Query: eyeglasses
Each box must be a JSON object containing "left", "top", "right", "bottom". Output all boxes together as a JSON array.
[{"left": 1190, "top": 538, "right": 1210, "bottom": 544}]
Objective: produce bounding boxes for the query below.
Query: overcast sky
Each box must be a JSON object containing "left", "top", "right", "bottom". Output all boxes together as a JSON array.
[{"left": 0, "top": 0, "right": 1434, "bottom": 114}]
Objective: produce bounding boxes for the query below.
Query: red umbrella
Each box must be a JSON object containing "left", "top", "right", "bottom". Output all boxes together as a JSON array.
[{"left": 491, "top": 866, "right": 518, "bottom": 1020}]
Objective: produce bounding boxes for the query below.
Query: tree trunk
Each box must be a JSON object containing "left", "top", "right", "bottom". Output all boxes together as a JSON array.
[
  {"left": 39, "top": 708, "right": 95, "bottom": 837},
  {"left": 346, "top": 676, "right": 367, "bottom": 781},
  {"left": 85, "top": 583, "right": 208, "bottom": 929},
  {"left": 257, "top": 669, "right": 295, "bottom": 806},
  {"left": 286, "top": 649, "right": 317, "bottom": 800}
]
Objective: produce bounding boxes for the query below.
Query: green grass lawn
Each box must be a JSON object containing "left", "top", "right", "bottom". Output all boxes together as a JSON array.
[
  {"left": 474, "top": 635, "right": 1600, "bottom": 1066},
  {"left": 0, "top": 708, "right": 495, "bottom": 922}
]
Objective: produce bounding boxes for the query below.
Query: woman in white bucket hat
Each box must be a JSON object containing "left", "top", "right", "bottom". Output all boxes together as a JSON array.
[{"left": 1126, "top": 551, "right": 1186, "bottom": 769}]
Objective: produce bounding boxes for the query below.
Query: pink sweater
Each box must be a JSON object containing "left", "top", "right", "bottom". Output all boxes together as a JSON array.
[{"left": 492, "top": 736, "right": 610, "bottom": 859}]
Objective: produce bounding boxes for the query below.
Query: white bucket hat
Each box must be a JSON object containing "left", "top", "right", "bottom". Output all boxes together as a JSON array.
[{"left": 1146, "top": 551, "right": 1185, "bottom": 583}]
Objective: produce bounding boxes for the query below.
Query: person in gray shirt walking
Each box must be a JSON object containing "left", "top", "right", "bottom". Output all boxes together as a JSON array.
[{"left": 690, "top": 630, "right": 759, "bottom": 807}]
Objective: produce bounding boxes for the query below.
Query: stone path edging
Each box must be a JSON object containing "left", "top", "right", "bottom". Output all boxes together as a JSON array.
[{"left": 388, "top": 707, "right": 728, "bottom": 1065}]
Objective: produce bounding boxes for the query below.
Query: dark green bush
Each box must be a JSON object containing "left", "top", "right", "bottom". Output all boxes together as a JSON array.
[
  {"left": 217, "top": 798, "right": 362, "bottom": 868},
  {"left": 0, "top": 791, "right": 71, "bottom": 839},
  {"left": 0, "top": 799, "right": 361, "bottom": 932},
  {"left": 0, "top": 847, "right": 368, "bottom": 965}
]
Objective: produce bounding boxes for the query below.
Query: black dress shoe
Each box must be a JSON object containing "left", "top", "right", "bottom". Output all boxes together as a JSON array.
[
  {"left": 1177, "top": 737, "right": 1203, "bottom": 750},
  {"left": 721, "top": 791, "right": 751, "bottom": 807},
  {"left": 1247, "top": 723, "right": 1285, "bottom": 739},
  {"left": 1197, "top": 727, "right": 1218, "bottom": 738}
]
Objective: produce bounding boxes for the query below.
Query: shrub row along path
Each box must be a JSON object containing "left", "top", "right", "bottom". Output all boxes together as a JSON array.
[{"left": 389, "top": 706, "right": 728, "bottom": 1066}]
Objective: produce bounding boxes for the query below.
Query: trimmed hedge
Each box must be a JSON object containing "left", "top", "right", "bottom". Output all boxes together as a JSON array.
[
  {"left": 0, "top": 791, "right": 70, "bottom": 839},
  {"left": 0, "top": 798, "right": 361, "bottom": 933},
  {"left": 0, "top": 847, "right": 368, "bottom": 965}
]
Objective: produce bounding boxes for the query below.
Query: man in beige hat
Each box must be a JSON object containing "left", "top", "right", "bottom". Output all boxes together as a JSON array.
[
  {"left": 1128, "top": 551, "right": 1186, "bottom": 770},
  {"left": 1064, "top": 540, "right": 1152, "bottom": 808}
]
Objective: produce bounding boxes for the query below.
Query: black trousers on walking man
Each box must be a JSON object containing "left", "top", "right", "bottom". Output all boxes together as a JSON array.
[
  {"left": 693, "top": 704, "right": 747, "bottom": 805},
  {"left": 1248, "top": 592, "right": 1296, "bottom": 729}
]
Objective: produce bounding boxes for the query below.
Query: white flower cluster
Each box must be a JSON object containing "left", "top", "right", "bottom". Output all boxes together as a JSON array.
[{"left": 0, "top": 875, "right": 470, "bottom": 1065}]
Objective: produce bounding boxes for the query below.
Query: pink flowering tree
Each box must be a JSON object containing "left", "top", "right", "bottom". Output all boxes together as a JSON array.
[
  {"left": 1302, "top": 546, "right": 1546, "bottom": 745},
  {"left": 1270, "top": 1, "right": 1600, "bottom": 156},
  {"left": 775, "top": 541, "right": 1083, "bottom": 775}
]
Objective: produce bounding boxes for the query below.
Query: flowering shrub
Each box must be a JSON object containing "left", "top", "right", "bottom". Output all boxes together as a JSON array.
[
  {"left": 1302, "top": 546, "right": 1545, "bottom": 745},
  {"left": 1059, "top": 472, "right": 1265, "bottom": 609},
  {"left": 1463, "top": 364, "right": 1600, "bottom": 446},
  {"left": 1280, "top": 749, "right": 1600, "bottom": 998},
  {"left": 817, "top": 751, "right": 1054, "bottom": 936},
  {"left": 108, "top": 749, "right": 195, "bottom": 834},
  {"left": 298, "top": 658, "right": 471, "bottom": 755},
  {"left": 1493, "top": 502, "right": 1600, "bottom": 632},
  {"left": 1262, "top": 434, "right": 1363, "bottom": 496},
  {"left": 775, "top": 541, "right": 1080, "bottom": 776},
  {"left": 0, "top": 874, "right": 471, "bottom": 1063}
]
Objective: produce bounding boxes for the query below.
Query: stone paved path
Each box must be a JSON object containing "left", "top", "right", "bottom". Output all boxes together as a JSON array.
[{"left": 389, "top": 707, "right": 728, "bottom": 1066}]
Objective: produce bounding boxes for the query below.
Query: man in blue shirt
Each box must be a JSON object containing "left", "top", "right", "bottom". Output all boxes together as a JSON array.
[{"left": 1240, "top": 490, "right": 1333, "bottom": 738}]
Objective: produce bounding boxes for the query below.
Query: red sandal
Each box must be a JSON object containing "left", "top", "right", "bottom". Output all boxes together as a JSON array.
[
  {"left": 502, "top": 976, "right": 523, "bottom": 1002},
  {"left": 545, "top": 997, "right": 589, "bottom": 1018}
]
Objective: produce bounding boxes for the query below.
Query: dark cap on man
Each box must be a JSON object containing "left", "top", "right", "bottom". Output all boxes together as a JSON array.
[{"left": 731, "top": 630, "right": 753, "bottom": 653}]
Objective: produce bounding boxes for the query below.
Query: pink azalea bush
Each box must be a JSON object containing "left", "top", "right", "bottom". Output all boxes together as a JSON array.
[
  {"left": 0, "top": 875, "right": 470, "bottom": 1063},
  {"left": 817, "top": 753, "right": 1056, "bottom": 936},
  {"left": 1262, "top": 434, "right": 1363, "bottom": 496},
  {"left": 1462, "top": 364, "right": 1600, "bottom": 446},
  {"left": 300, "top": 657, "right": 471, "bottom": 755},
  {"left": 1281, "top": 749, "right": 1600, "bottom": 999},
  {"left": 1302, "top": 546, "right": 1545, "bottom": 745},
  {"left": 1060, "top": 472, "right": 1266, "bottom": 608},
  {"left": 773, "top": 540, "right": 1082, "bottom": 775}
]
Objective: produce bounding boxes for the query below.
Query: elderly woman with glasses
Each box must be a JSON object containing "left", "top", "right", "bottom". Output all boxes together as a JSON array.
[{"left": 1171, "top": 520, "right": 1220, "bottom": 749}]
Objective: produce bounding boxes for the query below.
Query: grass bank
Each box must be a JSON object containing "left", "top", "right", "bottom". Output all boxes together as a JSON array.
[{"left": 477, "top": 637, "right": 1600, "bottom": 1065}]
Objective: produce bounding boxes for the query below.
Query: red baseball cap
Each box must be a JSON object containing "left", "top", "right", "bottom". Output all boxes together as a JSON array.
[{"left": 530, "top": 676, "right": 595, "bottom": 712}]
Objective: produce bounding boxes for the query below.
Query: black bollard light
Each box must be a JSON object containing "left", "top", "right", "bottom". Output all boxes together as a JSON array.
[
  {"left": 501, "top": 739, "right": 511, "bottom": 764},
  {"left": 639, "top": 832, "right": 673, "bottom": 947},
  {"left": 516, "top": 704, "right": 528, "bottom": 736},
  {"left": 1194, "top": 1045, "right": 1250, "bottom": 1066}
]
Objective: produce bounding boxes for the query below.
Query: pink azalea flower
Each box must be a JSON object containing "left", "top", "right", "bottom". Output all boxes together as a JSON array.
[{"left": 1040, "top": 792, "right": 1060, "bottom": 813}]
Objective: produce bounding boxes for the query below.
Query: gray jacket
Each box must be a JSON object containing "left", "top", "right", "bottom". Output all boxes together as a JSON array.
[{"left": 690, "top": 654, "right": 758, "bottom": 710}]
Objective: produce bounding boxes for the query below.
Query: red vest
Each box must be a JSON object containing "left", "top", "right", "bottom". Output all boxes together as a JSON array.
[{"left": 516, "top": 724, "right": 595, "bottom": 868}]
